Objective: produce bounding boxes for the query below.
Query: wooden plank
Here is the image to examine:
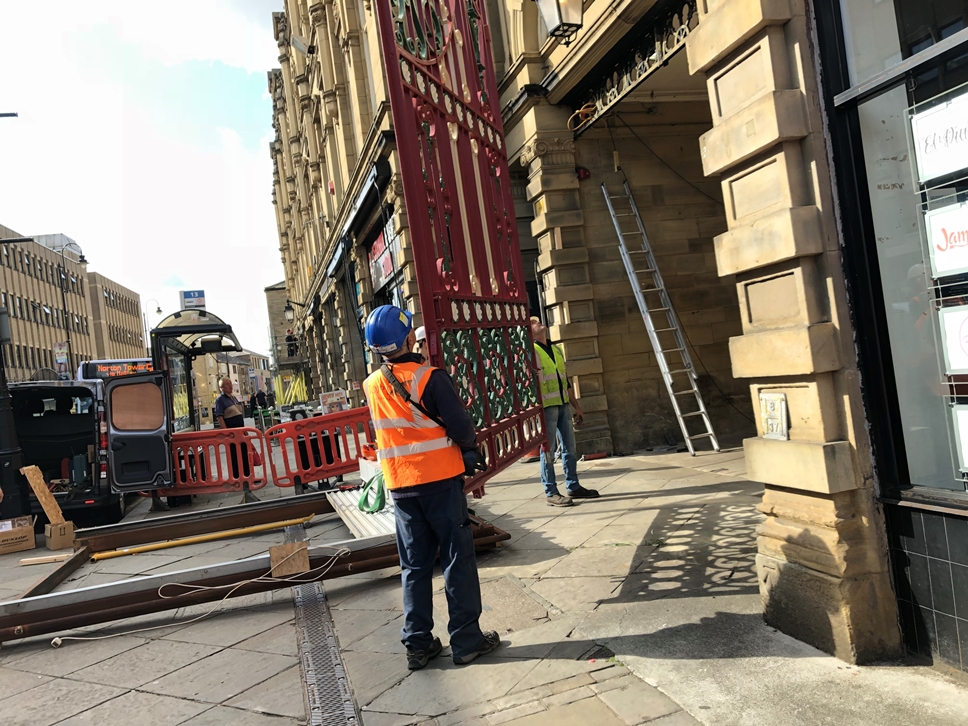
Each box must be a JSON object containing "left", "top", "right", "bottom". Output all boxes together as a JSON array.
[
  {"left": 19, "top": 546, "right": 90, "bottom": 599},
  {"left": 19, "top": 553, "right": 72, "bottom": 566},
  {"left": 269, "top": 542, "right": 309, "bottom": 577},
  {"left": 20, "top": 466, "right": 65, "bottom": 525}
]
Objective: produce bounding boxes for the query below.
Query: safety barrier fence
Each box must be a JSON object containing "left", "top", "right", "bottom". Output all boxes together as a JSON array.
[
  {"left": 168, "top": 427, "right": 268, "bottom": 497},
  {"left": 153, "top": 403, "right": 538, "bottom": 499},
  {"left": 265, "top": 407, "right": 373, "bottom": 491}
]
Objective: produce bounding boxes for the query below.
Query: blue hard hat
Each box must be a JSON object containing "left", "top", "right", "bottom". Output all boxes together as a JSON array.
[{"left": 365, "top": 305, "right": 413, "bottom": 355}]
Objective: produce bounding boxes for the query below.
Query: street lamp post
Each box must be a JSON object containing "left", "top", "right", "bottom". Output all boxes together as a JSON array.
[
  {"left": 143, "top": 299, "right": 163, "bottom": 357},
  {"left": 55, "top": 241, "right": 86, "bottom": 375}
]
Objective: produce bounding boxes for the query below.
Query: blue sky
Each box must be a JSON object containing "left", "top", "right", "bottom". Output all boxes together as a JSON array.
[{"left": 0, "top": 0, "right": 284, "bottom": 354}]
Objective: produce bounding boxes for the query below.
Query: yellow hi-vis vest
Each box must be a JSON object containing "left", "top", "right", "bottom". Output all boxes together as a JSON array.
[
  {"left": 534, "top": 342, "right": 568, "bottom": 408},
  {"left": 363, "top": 361, "right": 465, "bottom": 490}
]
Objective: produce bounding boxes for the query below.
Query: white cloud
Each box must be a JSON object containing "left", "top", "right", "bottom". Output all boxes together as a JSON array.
[{"left": 0, "top": 1, "right": 284, "bottom": 355}]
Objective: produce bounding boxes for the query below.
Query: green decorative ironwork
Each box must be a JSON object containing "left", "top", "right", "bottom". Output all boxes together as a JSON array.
[
  {"left": 480, "top": 328, "right": 514, "bottom": 422},
  {"left": 509, "top": 325, "right": 538, "bottom": 408},
  {"left": 465, "top": 0, "right": 487, "bottom": 103},
  {"left": 392, "top": 0, "right": 445, "bottom": 58},
  {"left": 442, "top": 329, "right": 486, "bottom": 428}
]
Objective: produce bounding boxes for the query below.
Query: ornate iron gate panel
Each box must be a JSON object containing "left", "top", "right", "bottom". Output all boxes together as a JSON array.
[{"left": 374, "top": 0, "right": 546, "bottom": 493}]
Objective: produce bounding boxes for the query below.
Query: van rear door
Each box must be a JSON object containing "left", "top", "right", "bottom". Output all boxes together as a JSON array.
[{"left": 104, "top": 372, "right": 173, "bottom": 492}]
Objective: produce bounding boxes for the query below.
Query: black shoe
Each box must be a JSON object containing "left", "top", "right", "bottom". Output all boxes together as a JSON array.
[
  {"left": 568, "top": 487, "right": 600, "bottom": 499},
  {"left": 453, "top": 631, "right": 500, "bottom": 665},
  {"left": 407, "top": 637, "right": 442, "bottom": 670}
]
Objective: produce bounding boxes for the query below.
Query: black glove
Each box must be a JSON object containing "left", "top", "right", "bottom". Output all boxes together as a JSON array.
[{"left": 462, "top": 447, "right": 488, "bottom": 477}]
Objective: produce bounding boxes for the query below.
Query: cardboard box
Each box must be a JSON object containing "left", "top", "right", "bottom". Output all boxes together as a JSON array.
[
  {"left": 44, "top": 521, "right": 74, "bottom": 551},
  {"left": 0, "top": 516, "right": 36, "bottom": 555}
]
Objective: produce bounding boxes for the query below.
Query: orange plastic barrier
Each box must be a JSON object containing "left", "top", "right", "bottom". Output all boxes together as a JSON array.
[
  {"left": 169, "top": 427, "right": 268, "bottom": 496},
  {"left": 265, "top": 407, "right": 373, "bottom": 490}
]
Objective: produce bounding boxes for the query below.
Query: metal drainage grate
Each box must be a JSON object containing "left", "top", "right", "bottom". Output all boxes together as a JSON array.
[{"left": 287, "top": 526, "right": 361, "bottom": 726}]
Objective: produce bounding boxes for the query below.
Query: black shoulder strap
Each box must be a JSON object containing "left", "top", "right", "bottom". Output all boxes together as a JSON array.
[{"left": 380, "top": 364, "right": 446, "bottom": 428}]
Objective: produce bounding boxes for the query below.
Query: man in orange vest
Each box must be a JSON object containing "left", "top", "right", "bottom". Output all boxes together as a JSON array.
[{"left": 363, "top": 305, "right": 499, "bottom": 670}]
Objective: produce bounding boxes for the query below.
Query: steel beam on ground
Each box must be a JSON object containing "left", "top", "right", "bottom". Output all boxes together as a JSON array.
[
  {"left": 19, "top": 547, "right": 90, "bottom": 599},
  {"left": 73, "top": 491, "right": 337, "bottom": 553},
  {"left": 0, "top": 519, "right": 509, "bottom": 644}
]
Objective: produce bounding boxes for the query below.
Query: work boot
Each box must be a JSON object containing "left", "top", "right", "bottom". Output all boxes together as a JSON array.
[
  {"left": 453, "top": 631, "right": 501, "bottom": 665},
  {"left": 568, "top": 486, "right": 600, "bottom": 499},
  {"left": 407, "top": 637, "right": 442, "bottom": 670},
  {"left": 546, "top": 494, "right": 574, "bottom": 507}
]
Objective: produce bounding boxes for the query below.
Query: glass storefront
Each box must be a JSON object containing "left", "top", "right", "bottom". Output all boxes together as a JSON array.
[
  {"left": 827, "top": 0, "right": 968, "bottom": 671},
  {"left": 840, "top": 0, "right": 968, "bottom": 494}
]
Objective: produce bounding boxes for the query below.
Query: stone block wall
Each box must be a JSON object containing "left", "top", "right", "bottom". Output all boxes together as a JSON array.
[
  {"left": 573, "top": 101, "right": 754, "bottom": 453},
  {"left": 685, "top": 0, "right": 901, "bottom": 661}
]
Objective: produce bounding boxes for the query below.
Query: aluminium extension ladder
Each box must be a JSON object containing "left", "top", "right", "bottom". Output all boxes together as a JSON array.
[{"left": 602, "top": 181, "right": 720, "bottom": 455}]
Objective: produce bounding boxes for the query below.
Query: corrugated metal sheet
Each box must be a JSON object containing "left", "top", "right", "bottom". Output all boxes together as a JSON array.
[{"left": 326, "top": 488, "right": 396, "bottom": 539}]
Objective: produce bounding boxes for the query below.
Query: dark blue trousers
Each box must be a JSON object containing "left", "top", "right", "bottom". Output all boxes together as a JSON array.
[{"left": 393, "top": 478, "right": 484, "bottom": 658}]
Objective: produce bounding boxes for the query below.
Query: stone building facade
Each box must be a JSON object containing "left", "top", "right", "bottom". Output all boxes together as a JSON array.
[
  {"left": 268, "top": 0, "right": 968, "bottom": 671},
  {"left": 86, "top": 271, "right": 145, "bottom": 360},
  {"left": 0, "top": 225, "right": 96, "bottom": 380},
  {"left": 0, "top": 225, "right": 147, "bottom": 381}
]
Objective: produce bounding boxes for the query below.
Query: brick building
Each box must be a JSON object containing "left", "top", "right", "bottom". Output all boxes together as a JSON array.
[{"left": 267, "top": 0, "right": 968, "bottom": 673}]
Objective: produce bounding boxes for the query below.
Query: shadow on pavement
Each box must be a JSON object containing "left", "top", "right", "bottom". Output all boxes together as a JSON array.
[{"left": 606, "top": 501, "right": 762, "bottom": 604}]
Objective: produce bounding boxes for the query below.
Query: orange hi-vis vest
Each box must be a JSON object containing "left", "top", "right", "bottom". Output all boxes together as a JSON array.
[{"left": 363, "top": 361, "right": 465, "bottom": 490}]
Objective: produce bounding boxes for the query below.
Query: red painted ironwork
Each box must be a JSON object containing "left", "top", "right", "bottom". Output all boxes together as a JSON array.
[
  {"left": 169, "top": 428, "right": 267, "bottom": 496},
  {"left": 374, "top": 0, "right": 546, "bottom": 495},
  {"left": 265, "top": 407, "right": 373, "bottom": 489}
]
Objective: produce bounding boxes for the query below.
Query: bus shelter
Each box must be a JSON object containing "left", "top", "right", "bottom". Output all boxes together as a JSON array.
[{"left": 150, "top": 310, "right": 242, "bottom": 432}]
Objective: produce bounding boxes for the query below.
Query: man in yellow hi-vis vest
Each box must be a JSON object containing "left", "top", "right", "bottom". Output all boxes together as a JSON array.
[
  {"left": 364, "top": 305, "right": 500, "bottom": 670},
  {"left": 531, "top": 317, "right": 599, "bottom": 506}
]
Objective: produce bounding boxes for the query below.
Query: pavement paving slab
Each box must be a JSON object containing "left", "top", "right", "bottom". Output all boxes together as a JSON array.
[
  {"left": 234, "top": 619, "right": 299, "bottom": 657},
  {"left": 160, "top": 602, "right": 295, "bottom": 648},
  {"left": 348, "top": 615, "right": 408, "bottom": 654},
  {"left": 539, "top": 543, "right": 642, "bottom": 579},
  {"left": 68, "top": 639, "right": 223, "bottom": 689},
  {"left": 52, "top": 689, "right": 213, "bottom": 726},
  {"left": 0, "top": 677, "right": 126, "bottom": 726},
  {"left": 224, "top": 664, "right": 307, "bottom": 720},
  {"left": 0, "top": 665, "right": 51, "bottom": 700},
  {"left": 3, "top": 635, "right": 146, "bottom": 677},
  {"left": 497, "top": 696, "right": 625, "bottom": 726},
  {"left": 512, "top": 525, "right": 608, "bottom": 551},
  {"left": 596, "top": 681, "right": 683, "bottom": 725},
  {"left": 529, "top": 576, "right": 624, "bottom": 613},
  {"left": 342, "top": 649, "right": 413, "bottom": 707},
  {"left": 332, "top": 607, "right": 399, "bottom": 648},
  {"left": 364, "top": 657, "right": 538, "bottom": 717},
  {"left": 140, "top": 648, "right": 298, "bottom": 704},
  {"left": 178, "top": 705, "right": 303, "bottom": 726}
]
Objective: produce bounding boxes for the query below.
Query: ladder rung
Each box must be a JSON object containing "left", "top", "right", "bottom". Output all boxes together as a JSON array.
[
  {"left": 622, "top": 231, "right": 642, "bottom": 236},
  {"left": 673, "top": 389, "right": 698, "bottom": 396},
  {"left": 614, "top": 213, "right": 635, "bottom": 217},
  {"left": 668, "top": 368, "right": 692, "bottom": 375},
  {"left": 659, "top": 347, "right": 685, "bottom": 354},
  {"left": 681, "top": 412, "right": 705, "bottom": 419},
  {"left": 640, "top": 288, "right": 662, "bottom": 293},
  {"left": 632, "top": 267, "right": 656, "bottom": 274},
  {"left": 649, "top": 307, "right": 670, "bottom": 313},
  {"left": 608, "top": 194, "right": 628, "bottom": 199},
  {"left": 687, "top": 433, "right": 714, "bottom": 440},
  {"left": 654, "top": 328, "right": 676, "bottom": 333}
]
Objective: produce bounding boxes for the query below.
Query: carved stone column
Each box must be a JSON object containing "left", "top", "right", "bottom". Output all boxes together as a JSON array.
[
  {"left": 686, "top": 0, "right": 900, "bottom": 661},
  {"left": 521, "top": 106, "right": 611, "bottom": 455}
]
